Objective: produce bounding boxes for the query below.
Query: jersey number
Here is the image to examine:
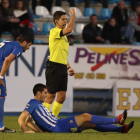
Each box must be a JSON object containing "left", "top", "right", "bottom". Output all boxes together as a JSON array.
[{"left": 0, "top": 42, "right": 5, "bottom": 48}]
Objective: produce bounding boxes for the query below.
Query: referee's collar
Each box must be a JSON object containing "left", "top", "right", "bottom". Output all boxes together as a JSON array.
[{"left": 55, "top": 26, "right": 62, "bottom": 30}]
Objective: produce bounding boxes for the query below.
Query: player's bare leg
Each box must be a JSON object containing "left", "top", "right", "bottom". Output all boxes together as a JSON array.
[{"left": 75, "top": 113, "right": 93, "bottom": 127}]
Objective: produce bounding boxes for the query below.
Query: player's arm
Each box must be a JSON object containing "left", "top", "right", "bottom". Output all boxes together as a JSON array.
[
  {"left": 25, "top": 115, "right": 43, "bottom": 133},
  {"left": 18, "top": 110, "right": 35, "bottom": 133},
  {"left": 0, "top": 54, "right": 15, "bottom": 86},
  {"left": 67, "top": 62, "right": 75, "bottom": 76},
  {"left": 63, "top": 8, "right": 75, "bottom": 35},
  {"left": 0, "top": 54, "right": 15, "bottom": 76}
]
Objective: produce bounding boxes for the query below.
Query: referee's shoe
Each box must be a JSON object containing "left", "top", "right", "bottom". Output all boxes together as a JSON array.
[{"left": 0, "top": 127, "right": 16, "bottom": 133}]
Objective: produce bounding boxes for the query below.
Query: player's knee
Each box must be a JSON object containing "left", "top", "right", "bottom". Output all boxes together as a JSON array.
[{"left": 81, "top": 113, "right": 91, "bottom": 118}]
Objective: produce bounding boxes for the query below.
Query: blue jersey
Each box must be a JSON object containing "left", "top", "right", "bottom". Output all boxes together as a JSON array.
[
  {"left": 0, "top": 41, "right": 23, "bottom": 97},
  {"left": 25, "top": 99, "right": 81, "bottom": 133},
  {"left": 25, "top": 99, "right": 58, "bottom": 132},
  {"left": 0, "top": 41, "right": 23, "bottom": 69}
]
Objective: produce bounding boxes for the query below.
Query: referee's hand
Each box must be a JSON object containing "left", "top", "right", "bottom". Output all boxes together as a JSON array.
[
  {"left": 68, "top": 8, "right": 75, "bottom": 15},
  {"left": 68, "top": 68, "right": 75, "bottom": 76}
]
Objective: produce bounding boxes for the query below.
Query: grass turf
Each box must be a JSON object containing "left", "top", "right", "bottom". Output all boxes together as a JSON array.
[{"left": 0, "top": 116, "right": 140, "bottom": 140}]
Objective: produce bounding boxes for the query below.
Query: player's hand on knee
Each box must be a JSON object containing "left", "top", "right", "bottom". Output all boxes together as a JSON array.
[
  {"left": 0, "top": 79, "right": 5, "bottom": 87},
  {"left": 24, "top": 130, "right": 35, "bottom": 133},
  {"left": 68, "top": 68, "right": 75, "bottom": 76}
]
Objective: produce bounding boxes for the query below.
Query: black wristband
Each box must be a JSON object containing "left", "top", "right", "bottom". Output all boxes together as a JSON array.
[{"left": 67, "top": 67, "right": 71, "bottom": 70}]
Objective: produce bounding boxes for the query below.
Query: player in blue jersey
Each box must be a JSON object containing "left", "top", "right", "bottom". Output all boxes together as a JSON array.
[
  {"left": 0, "top": 34, "right": 33, "bottom": 133},
  {"left": 18, "top": 83, "right": 134, "bottom": 133}
]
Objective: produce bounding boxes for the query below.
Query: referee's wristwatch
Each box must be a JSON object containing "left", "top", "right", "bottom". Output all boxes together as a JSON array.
[{"left": 0, "top": 75, "right": 4, "bottom": 79}]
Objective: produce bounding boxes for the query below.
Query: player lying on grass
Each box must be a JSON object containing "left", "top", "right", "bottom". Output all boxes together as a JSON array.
[{"left": 18, "top": 83, "right": 134, "bottom": 133}]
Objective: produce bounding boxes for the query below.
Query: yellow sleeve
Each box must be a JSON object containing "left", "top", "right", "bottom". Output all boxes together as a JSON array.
[{"left": 50, "top": 28, "right": 62, "bottom": 39}]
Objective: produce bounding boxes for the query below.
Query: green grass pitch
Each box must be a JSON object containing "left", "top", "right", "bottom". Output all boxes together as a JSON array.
[{"left": 0, "top": 116, "right": 140, "bottom": 140}]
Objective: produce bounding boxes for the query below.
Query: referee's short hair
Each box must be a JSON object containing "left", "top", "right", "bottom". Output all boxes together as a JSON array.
[
  {"left": 53, "top": 11, "right": 66, "bottom": 24},
  {"left": 33, "top": 84, "right": 47, "bottom": 96}
]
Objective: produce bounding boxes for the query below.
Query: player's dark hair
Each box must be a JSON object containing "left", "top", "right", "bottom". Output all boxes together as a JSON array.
[
  {"left": 53, "top": 11, "right": 66, "bottom": 24},
  {"left": 33, "top": 83, "right": 47, "bottom": 96},
  {"left": 18, "top": 33, "right": 33, "bottom": 43}
]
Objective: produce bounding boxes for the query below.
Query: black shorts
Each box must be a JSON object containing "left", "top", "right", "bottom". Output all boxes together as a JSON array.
[{"left": 45, "top": 61, "right": 68, "bottom": 94}]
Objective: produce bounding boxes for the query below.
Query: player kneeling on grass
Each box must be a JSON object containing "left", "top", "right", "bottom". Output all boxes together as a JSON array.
[{"left": 18, "top": 83, "right": 134, "bottom": 133}]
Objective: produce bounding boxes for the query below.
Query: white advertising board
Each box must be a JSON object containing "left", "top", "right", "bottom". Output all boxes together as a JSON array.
[{"left": 4, "top": 44, "right": 140, "bottom": 116}]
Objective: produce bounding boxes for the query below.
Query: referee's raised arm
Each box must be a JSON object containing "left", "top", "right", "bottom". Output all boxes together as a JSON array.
[
  {"left": 44, "top": 9, "right": 76, "bottom": 118},
  {"left": 63, "top": 8, "right": 75, "bottom": 35}
]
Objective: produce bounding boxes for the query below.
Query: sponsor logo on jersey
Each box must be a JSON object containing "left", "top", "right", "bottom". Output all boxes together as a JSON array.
[
  {"left": 25, "top": 104, "right": 30, "bottom": 109},
  {"left": 69, "top": 120, "right": 73, "bottom": 124}
]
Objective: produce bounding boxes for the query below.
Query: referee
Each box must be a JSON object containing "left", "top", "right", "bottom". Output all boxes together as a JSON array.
[{"left": 43, "top": 9, "right": 75, "bottom": 117}]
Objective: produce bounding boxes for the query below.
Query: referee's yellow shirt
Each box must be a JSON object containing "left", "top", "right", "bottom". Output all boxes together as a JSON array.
[{"left": 49, "top": 27, "right": 69, "bottom": 65}]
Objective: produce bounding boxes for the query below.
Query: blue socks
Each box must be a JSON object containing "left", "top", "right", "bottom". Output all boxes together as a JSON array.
[
  {"left": 0, "top": 98, "right": 5, "bottom": 128},
  {"left": 91, "top": 115, "right": 121, "bottom": 132},
  {"left": 95, "top": 124, "right": 122, "bottom": 132},
  {"left": 91, "top": 115, "right": 117, "bottom": 125}
]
